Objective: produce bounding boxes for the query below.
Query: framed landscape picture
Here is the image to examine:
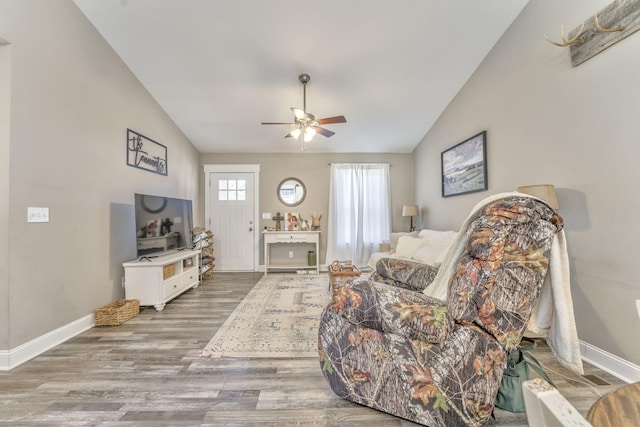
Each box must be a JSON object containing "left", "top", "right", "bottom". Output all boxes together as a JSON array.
[{"left": 441, "top": 131, "right": 487, "bottom": 197}]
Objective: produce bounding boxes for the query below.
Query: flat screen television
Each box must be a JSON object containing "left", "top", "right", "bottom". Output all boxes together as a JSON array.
[{"left": 134, "top": 193, "right": 194, "bottom": 259}]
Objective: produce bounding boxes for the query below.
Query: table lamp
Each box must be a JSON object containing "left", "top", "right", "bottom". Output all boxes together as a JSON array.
[
  {"left": 517, "top": 184, "right": 559, "bottom": 209},
  {"left": 402, "top": 204, "right": 419, "bottom": 232}
]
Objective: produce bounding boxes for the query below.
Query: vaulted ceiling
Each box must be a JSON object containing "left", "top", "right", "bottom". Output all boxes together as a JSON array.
[{"left": 73, "top": 0, "right": 528, "bottom": 153}]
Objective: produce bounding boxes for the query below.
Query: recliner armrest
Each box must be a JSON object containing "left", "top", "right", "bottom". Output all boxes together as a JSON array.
[
  {"left": 371, "top": 258, "right": 439, "bottom": 291},
  {"left": 327, "top": 279, "right": 453, "bottom": 344}
]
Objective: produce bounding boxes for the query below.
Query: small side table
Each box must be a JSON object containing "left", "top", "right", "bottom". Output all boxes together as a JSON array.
[
  {"left": 587, "top": 381, "right": 640, "bottom": 427},
  {"left": 328, "top": 260, "right": 361, "bottom": 291}
]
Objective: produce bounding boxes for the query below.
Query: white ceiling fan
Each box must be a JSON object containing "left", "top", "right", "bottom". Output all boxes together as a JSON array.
[{"left": 261, "top": 73, "right": 346, "bottom": 150}]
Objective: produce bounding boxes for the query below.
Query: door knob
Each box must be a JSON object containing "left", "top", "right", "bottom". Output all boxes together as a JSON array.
[{"left": 249, "top": 227, "right": 254, "bottom": 232}]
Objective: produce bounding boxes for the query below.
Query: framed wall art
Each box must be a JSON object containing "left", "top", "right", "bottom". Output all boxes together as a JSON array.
[
  {"left": 127, "top": 128, "right": 168, "bottom": 176},
  {"left": 441, "top": 131, "right": 487, "bottom": 197}
]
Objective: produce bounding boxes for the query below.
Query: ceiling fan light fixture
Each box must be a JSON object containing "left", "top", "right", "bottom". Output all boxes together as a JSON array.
[
  {"left": 292, "top": 108, "right": 306, "bottom": 120},
  {"left": 290, "top": 128, "right": 302, "bottom": 140},
  {"left": 304, "top": 127, "right": 316, "bottom": 142}
]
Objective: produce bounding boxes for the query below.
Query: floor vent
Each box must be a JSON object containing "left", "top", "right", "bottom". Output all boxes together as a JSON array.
[{"left": 583, "top": 374, "right": 610, "bottom": 386}]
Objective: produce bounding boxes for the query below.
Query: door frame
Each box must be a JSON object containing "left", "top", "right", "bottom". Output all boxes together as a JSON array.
[{"left": 204, "top": 164, "right": 260, "bottom": 271}]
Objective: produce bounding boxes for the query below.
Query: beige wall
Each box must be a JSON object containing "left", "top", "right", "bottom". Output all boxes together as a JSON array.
[
  {"left": 0, "top": 0, "right": 200, "bottom": 350},
  {"left": 200, "top": 153, "right": 415, "bottom": 265},
  {"left": 414, "top": 0, "right": 640, "bottom": 366}
]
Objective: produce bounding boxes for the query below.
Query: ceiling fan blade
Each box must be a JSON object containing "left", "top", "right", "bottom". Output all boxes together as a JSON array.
[
  {"left": 316, "top": 115, "right": 347, "bottom": 125},
  {"left": 314, "top": 126, "right": 335, "bottom": 138},
  {"left": 261, "top": 122, "right": 295, "bottom": 125}
]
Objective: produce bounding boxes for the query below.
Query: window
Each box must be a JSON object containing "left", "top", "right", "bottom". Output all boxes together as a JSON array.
[
  {"left": 325, "top": 164, "right": 391, "bottom": 267},
  {"left": 218, "top": 179, "right": 246, "bottom": 201}
]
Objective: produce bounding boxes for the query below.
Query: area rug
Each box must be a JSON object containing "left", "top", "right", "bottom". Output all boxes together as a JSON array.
[{"left": 201, "top": 273, "right": 332, "bottom": 358}]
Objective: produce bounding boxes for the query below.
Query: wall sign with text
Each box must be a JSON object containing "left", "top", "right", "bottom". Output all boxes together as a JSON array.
[{"left": 127, "top": 128, "right": 167, "bottom": 176}]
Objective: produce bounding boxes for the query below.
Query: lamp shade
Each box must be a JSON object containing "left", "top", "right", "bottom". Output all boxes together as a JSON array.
[
  {"left": 517, "top": 184, "right": 559, "bottom": 209},
  {"left": 402, "top": 204, "right": 419, "bottom": 217}
]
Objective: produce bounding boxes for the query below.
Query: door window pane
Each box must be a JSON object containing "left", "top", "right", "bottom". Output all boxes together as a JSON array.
[{"left": 217, "top": 179, "right": 247, "bottom": 201}]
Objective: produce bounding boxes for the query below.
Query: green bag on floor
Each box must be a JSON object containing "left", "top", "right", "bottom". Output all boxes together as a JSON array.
[{"left": 494, "top": 337, "right": 554, "bottom": 412}]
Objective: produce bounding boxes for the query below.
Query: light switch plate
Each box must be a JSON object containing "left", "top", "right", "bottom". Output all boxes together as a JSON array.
[
  {"left": 28, "top": 207, "right": 49, "bottom": 223},
  {"left": 262, "top": 212, "right": 272, "bottom": 219}
]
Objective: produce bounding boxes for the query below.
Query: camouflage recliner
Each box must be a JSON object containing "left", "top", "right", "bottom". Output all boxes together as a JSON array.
[{"left": 318, "top": 195, "right": 562, "bottom": 427}]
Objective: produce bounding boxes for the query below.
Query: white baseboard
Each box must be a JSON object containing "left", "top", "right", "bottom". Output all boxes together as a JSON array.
[
  {"left": 0, "top": 314, "right": 94, "bottom": 370},
  {"left": 580, "top": 340, "right": 640, "bottom": 383}
]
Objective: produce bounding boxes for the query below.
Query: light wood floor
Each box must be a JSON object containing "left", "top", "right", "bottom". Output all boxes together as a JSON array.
[{"left": 0, "top": 272, "right": 625, "bottom": 426}]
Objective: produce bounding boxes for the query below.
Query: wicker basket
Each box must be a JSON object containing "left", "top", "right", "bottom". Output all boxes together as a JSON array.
[
  {"left": 94, "top": 299, "right": 140, "bottom": 326},
  {"left": 163, "top": 263, "right": 176, "bottom": 280}
]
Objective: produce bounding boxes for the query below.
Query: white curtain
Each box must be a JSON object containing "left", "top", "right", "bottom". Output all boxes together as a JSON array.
[{"left": 325, "top": 163, "right": 391, "bottom": 267}]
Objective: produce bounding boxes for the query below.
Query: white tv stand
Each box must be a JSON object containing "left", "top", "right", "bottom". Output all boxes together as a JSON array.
[{"left": 123, "top": 249, "right": 200, "bottom": 311}]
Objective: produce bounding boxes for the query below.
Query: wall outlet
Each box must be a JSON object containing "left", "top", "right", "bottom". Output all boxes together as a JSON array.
[
  {"left": 262, "top": 212, "right": 272, "bottom": 219},
  {"left": 289, "top": 251, "right": 294, "bottom": 259}
]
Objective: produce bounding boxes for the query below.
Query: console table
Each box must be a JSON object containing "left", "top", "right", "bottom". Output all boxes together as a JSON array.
[{"left": 263, "top": 231, "right": 320, "bottom": 274}]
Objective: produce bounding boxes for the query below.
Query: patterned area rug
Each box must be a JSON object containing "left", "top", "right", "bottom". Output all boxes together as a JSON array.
[{"left": 201, "top": 273, "right": 332, "bottom": 358}]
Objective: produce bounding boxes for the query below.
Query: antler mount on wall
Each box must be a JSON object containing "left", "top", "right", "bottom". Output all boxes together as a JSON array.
[{"left": 544, "top": 0, "right": 640, "bottom": 66}]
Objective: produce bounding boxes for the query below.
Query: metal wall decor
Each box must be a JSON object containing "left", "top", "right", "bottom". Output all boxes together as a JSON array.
[
  {"left": 544, "top": 0, "right": 640, "bottom": 66},
  {"left": 441, "top": 131, "right": 488, "bottom": 198},
  {"left": 127, "top": 128, "right": 167, "bottom": 176}
]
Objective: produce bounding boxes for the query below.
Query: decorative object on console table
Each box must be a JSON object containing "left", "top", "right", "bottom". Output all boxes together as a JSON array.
[
  {"left": 441, "top": 130, "right": 487, "bottom": 197},
  {"left": 402, "top": 204, "right": 419, "bottom": 232},
  {"left": 311, "top": 211, "right": 322, "bottom": 230},
  {"left": 328, "top": 260, "right": 361, "bottom": 291},
  {"left": 272, "top": 212, "right": 285, "bottom": 231},
  {"left": 285, "top": 212, "right": 300, "bottom": 231}
]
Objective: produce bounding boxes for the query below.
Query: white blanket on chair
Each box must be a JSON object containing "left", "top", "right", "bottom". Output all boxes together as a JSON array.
[
  {"left": 424, "top": 192, "right": 584, "bottom": 375},
  {"left": 528, "top": 229, "right": 583, "bottom": 375}
]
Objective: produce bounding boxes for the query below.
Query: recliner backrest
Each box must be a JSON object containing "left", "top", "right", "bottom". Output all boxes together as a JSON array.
[{"left": 446, "top": 196, "right": 562, "bottom": 350}]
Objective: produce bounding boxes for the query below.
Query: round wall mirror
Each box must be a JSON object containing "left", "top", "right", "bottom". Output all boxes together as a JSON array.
[{"left": 277, "top": 177, "right": 306, "bottom": 207}]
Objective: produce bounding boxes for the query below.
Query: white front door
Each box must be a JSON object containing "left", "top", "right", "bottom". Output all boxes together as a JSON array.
[{"left": 205, "top": 166, "right": 259, "bottom": 271}]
